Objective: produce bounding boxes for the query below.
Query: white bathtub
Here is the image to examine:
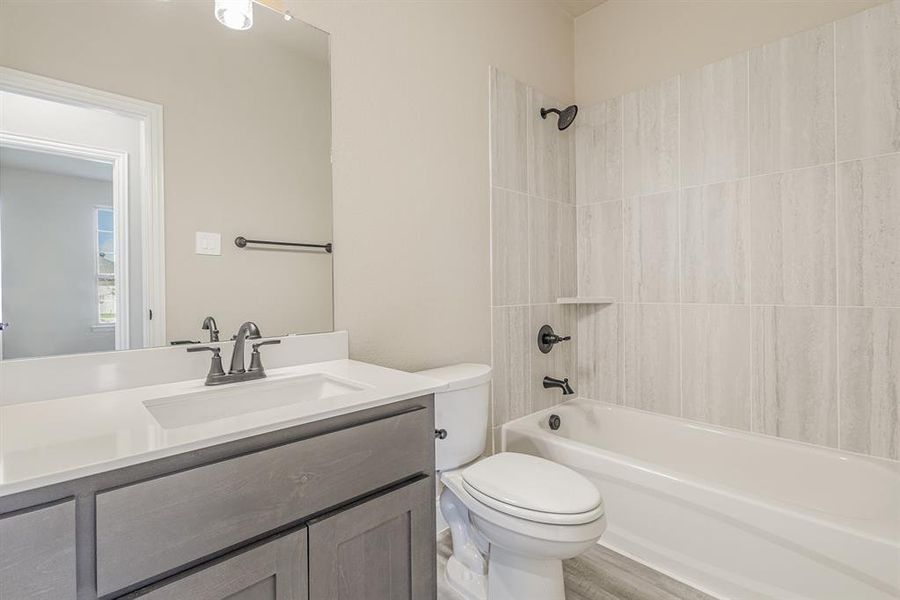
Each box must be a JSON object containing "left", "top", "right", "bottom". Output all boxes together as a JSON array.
[{"left": 502, "top": 399, "right": 900, "bottom": 600}]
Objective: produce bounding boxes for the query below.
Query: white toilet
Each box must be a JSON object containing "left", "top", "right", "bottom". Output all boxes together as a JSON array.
[{"left": 418, "top": 364, "right": 606, "bottom": 600}]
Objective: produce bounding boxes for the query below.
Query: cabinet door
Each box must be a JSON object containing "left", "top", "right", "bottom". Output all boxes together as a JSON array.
[
  {"left": 132, "top": 529, "right": 307, "bottom": 600},
  {"left": 308, "top": 477, "right": 436, "bottom": 600},
  {"left": 0, "top": 499, "right": 77, "bottom": 600}
]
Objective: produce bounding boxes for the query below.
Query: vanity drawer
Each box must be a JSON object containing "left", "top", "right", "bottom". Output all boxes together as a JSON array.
[
  {"left": 129, "top": 528, "right": 308, "bottom": 600},
  {"left": 0, "top": 499, "right": 77, "bottom": 600},
  {"left": 95, "top": 407, "right": 432, "bottom": 596}
]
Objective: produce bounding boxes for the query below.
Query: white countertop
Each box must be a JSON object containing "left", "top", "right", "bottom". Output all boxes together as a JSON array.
[{"left": 0, "top": 359, "right": 446, "bottom": 497}]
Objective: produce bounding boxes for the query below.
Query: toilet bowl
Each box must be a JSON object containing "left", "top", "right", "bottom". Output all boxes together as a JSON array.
[
  {"left": 440, "top": 453, "right": 606, "bottom": 600},
  {"left": 417, "top": 364, "right": 606, "bottom": 600}
]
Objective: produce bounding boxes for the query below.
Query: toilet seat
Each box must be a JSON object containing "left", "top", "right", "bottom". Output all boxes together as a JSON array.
[
  {"left": 462, "top": 482, "right": 604, "bottom": 525},
  {"left": 441, "top": 468, "right": 605, "bottom": 549},
  {"left": 459, "top": 452, "right": 604, "bottom": 525}
]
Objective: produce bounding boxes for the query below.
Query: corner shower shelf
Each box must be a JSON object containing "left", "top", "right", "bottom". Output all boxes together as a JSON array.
[{"left": 556, "top": 297, "right": 616, "bottom": 305}]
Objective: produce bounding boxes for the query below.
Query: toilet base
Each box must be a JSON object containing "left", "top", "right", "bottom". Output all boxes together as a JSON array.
[
  {"left": 445, "top": 555, "right": 488, "bottom": 600},
  {"left": 439, "top": 468, "right": 604, "bottom": 600},
  {"left": 487, "top": 546, "right": 565, "bottom": 600},
  {"left": 445, "top": 548, "right": 565, "bottom": 600}
]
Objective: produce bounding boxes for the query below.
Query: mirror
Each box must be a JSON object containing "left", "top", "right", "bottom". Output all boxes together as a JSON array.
[{"left": 0, "top": 0, "right": 333, "bottom": 360}]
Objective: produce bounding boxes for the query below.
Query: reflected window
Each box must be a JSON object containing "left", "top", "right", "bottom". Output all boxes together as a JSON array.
[{"left": 95, "top": 207, "right": 115, "bottom": 325}]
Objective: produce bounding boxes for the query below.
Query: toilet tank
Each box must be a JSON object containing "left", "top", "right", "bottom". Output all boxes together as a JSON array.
[{"left": 416, "top": 363, "right": 491, "bottom": 471}]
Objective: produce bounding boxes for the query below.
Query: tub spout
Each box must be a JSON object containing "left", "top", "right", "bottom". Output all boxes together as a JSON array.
[{"left": 543, "top": 376, "right": 574, "bottom": 395}]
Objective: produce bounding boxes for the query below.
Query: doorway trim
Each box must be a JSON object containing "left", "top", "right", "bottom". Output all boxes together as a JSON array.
[
  {"left": 0, "top": 66, "right": 166, "bottom": 347},
  {"left": 0, "top": 133, "right": 131, "bottom": 349}
]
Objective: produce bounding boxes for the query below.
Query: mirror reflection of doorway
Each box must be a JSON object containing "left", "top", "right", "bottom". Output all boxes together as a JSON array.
[
  {"left": 0, "top": 72, "right": 165, "bottom": 360},
  {"left": 0, "top": 142, "right": 128, "bottom": 359}
]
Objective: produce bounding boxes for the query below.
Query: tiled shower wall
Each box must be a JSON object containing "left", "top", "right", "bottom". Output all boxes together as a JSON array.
[
  {"left": 575, "top": 1, "right": 899, "bottom": 460},
  {"left": 488, "top": 67, "right": 577, "bottom": 450}
]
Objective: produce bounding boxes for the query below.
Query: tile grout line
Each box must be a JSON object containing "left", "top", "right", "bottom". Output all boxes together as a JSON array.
[
  {"left": 525, "top": 93, "right": 534, "bottom": 426},
  {"left": 573, "top": 145, "right": 900, "bottom": 209},
  {"left": 492, "top": 300, "right": 900, "bottom": 310},
  {"left": 670, "top": 150, "right": 900, "bottom": 195},
  {"left": 607, "top": 302, "right": 900, "bottom": 309},
  {"left": 747, "top": 46, "right": 755, "bottom": 433},
  {"left": 677, "top": 73, "right": 684, "bottom": 420},
  {"left": 566, "top": 140, "right": 900, "bottom": 213},
  {"left": 834, "top": 148, "right": 900, "bottom": 165},
  {"left": 833, "top": 21, "right": 841, "bottom": 451},
  {"left": 491, "top": 183, "right": 577, "bottom": 206},
  {"left": 620, "top": 92, "right": 627, "bottom": 407},
  {"left": 488, "top": 69, "right": 496, "bottom": 447}
]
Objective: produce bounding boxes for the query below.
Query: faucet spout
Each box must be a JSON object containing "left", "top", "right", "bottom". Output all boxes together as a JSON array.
[
  {"left": 229, "top": 321, "right": 262, "bottom": 374},
  {"left": 543, "top": 376, "right": 574, "bottom": 395},
  {"left": 201, "top": 316, "right": 219, "bottom": 342}
]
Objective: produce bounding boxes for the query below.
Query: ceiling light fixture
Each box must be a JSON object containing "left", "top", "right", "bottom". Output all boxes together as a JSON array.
[{"left": 215, "top": 0, "right": 253, "bottom": 30}]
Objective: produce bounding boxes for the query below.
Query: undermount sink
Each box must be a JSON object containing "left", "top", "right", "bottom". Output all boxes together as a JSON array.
[{"left": 142, "top": 373, "right": 366, "bottom": 429}]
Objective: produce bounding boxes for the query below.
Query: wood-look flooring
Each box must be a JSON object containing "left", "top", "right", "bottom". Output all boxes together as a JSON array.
[{"left": 437, "top": 532, "right": 716, "bottom": 600}]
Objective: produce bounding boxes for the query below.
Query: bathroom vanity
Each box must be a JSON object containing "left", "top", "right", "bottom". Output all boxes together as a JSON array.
[{"left": 0, "top": 334, "right": 443, "bottom": 600}]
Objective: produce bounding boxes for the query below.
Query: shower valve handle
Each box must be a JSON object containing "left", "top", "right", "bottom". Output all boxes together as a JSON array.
[
  {"left": 543, "top": 333, "right": 571, "bottom": 344},
  {"left": 537, "top": 324, "right": 570, "bottom": 354}
]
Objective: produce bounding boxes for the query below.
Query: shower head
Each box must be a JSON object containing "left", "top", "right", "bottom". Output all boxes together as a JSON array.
[{"left": 540, "top": 104, "right": 578, "bottom": 130}]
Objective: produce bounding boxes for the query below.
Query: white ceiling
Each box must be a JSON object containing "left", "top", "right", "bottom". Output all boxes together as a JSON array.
[
  {"left": 0, "top": 147, "right": 113, "bottom": 182},
  {"left": 556, "top": 0, "right": 607, "bottom": 18}
]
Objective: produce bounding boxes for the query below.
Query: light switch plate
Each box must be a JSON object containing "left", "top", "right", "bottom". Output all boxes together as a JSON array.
[{"left": 195, "top": 232, "right": 221, "bottom": 256}]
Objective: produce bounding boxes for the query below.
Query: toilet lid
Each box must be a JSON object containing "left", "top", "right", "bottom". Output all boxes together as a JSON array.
[{"left": 461, "top": 453, "right": 602, "bottom": 519}]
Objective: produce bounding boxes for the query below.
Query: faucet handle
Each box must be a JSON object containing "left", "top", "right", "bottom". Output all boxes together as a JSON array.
[
  {"left": 251, "top": 339, "right": 281, "bottom": 351},
  {"left": 186, "top": 345, "right": 220, "bottom": 355},
  {"left": 248, "top": 339, "right": 281, "bottom": 373},
  {"left": 186, "top": 345, "right": 227, "bottom": 381}
]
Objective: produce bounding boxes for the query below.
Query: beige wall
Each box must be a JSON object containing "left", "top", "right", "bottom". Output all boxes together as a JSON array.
[
  {"left": 287, "top": 1, "right": 574, "bottom": 370},
  {"left": 575, "top": 0, "right": 886, "bottom": 104}
]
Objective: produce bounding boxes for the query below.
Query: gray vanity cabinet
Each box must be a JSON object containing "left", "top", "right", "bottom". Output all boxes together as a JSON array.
[
  {"left": 0, "top": 499, "right": 77, "bottom": 600},
  {"left": 94, "top": 408, "right": 431, "bottom": 596},
  {"left": 0, "top": 396, "right": 436, "bottom": 600},
  {"left": 128, "top": 478, "right": 435, "bottom": 600},
  {"left": 308, "top": 477, "right": 435, "bottom": 600},
  {"left": 129, "top": 529, "right": 308, "bottom": 600}
]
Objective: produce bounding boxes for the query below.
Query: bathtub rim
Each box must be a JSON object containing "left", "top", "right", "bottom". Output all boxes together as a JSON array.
[{"left": 501, "top": 397, "right": 900, "bottom": 548}]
